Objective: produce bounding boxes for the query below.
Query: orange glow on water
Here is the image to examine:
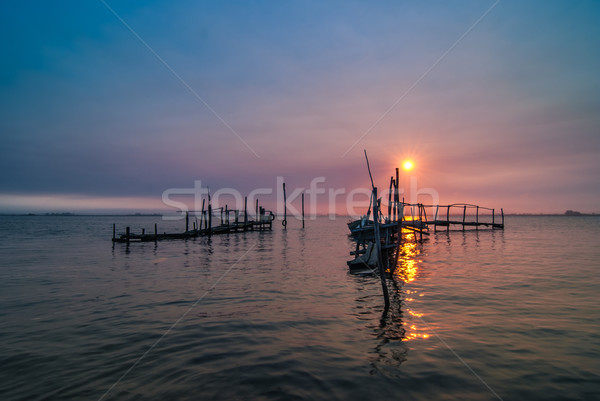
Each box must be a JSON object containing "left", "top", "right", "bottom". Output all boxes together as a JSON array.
[
  {"left": 394, "top": 232, "right": 419, "bottom": 283},
  {"left": 403, "top": 324, "right": 430, "bottom": 341},
  {"left": 394, "top": 231, "right": 430, "bottom": 341},
  {"left": 408, "top": 310, "right": 423, "bottom": 317}
]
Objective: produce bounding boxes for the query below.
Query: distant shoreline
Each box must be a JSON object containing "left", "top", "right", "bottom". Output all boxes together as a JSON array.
[{"left": 1, "top": 212, "right": 598, "bottom": 217}]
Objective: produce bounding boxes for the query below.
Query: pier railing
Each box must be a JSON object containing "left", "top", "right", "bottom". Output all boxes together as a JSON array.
[{"left": 393, "top": 202, "right": 504, "bottom": 232}]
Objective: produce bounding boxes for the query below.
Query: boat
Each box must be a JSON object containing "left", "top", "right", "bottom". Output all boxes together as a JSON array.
[{"left": 347, "top": 240, "right": 378, "bottom": 269}]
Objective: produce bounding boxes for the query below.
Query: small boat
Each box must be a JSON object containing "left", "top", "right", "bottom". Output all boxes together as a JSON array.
[
  {"left": 347, "top": 240, "right": 378, "bottom": 269},
  {"left": 347, "top": 215, "right": 373, "bottom": 232}
]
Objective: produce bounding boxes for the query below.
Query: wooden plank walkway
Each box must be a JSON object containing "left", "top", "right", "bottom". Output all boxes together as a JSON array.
[
  {"left": 112, "top": 220, "right": 272, "bottom": 243},
  {"left": 113, "top": 204, "right": 275, "bottom": 244}
]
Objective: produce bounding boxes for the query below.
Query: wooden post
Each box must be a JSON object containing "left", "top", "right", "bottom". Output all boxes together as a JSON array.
[
  {"left": 256, "top": 199, "right": 259, "bottom": 221},
  {"left": 244, "top": 196, "right": 248, "bottom": 230},
  {"left": 126, "top": 226, "right": 130, "bottom": 244},
  {"left": 302, "top": 192, "right": 305, "bottom": 228},
  {"left": 462, "top": 205, "right": 466, "bottom": 231},
  {"left": 447, "top": 205, "right": 450, "bottom": 231},
  {"left": 372, "top": 187, "right": 390, "bottom": 313},
  {"left": 476, "top": 206, "right": 479, "bottom": 230},
  {"left": 282, "top": 182, "right": 287, "bottom": 228},
  {"left": 492, "top": 208, "right": 495, "bottom": 227},
  {"left": 394, "top": 171, "right": 402, "bottom": 272},
  {"left": 200, "top": 199, "right": 206, "bottom": 231},
  {"left": 501, "top": 208, "right": 504, "bottom": 228},
  {"left": 419, "top": 204, "right": 423, "bottom": 242},
  {"left": 142, "top": 228, "right": 145, "bottom": 235},
  {"left": 388, "top": 176, "right": 393, "bottom": 221},
  {"left": 434, "top": 205, "right": 439, "bottom": 232},
  {"left": 225, "top": 205, "right": 229, "bottom": 226},
  {"left": 394, "top": 167, "right": 399, "bottom": 223},
  {"left": 208, "top": 204, "right": 213, "bottom": 236},
  {"left": 154, "top": 223, "right": 157, "bottom": 238},
  {"left": 112, "top": 224, "right": 116, "bottom": 241},
  {"left": 185, "top": 211, "right": 189, "bottom": 232}
]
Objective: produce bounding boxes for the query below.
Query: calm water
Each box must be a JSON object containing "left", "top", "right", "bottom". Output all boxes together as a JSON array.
[{"left": 0, "top": 215, "right": 599, "bottom": 400}]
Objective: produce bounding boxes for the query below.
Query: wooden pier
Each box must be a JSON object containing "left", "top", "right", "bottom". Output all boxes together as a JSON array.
[
  {"left": 113, "top": 199, "right": 274, "bottom": 243},
  {"left": 401, "top": 202, "right": 504, "bottom": 233},
  {"left": 348, "top": 199, "right": 504, "bottom": 267},
  {"left": 347, "top": 153, "right": 506, "bottom": 313}
]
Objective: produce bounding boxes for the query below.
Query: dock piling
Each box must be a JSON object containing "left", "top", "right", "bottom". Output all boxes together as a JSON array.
[
  {"left": 244, "top": 196, "right": 248, "bottom": 230},
  {"left": 208, "top": 204, "right": 213, "bottom": 236},
  {"left": 282, "top": 182, "right": 287, "bottom": 228},
  {"left": 302, "top": 192, "right": 305, "bottom": 228},
  {"left": 372, "top": 187, "right": 390, "bottom": 313}
]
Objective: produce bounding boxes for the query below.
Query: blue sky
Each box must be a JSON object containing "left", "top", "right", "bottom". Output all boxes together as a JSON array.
[{"left": 1, "top": 1, "right": 599, "bottom": 213}]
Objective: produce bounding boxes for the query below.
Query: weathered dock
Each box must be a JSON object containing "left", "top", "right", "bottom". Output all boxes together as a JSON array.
[
  {"left": 112, "top": 200, "right": 274, "bottom": 243},
  {"left": 400, "top": 202, "right": 504, "bottom": 235},
  {"left": 427, "top": 203, "right": 504, "bottom": 230},
  {"left": 347, "top": 151, "right": 505, "bottom": 313}
]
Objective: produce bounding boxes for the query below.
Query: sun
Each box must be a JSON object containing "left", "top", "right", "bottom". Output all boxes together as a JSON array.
[{"left": 402, "top": 160, "right": 414, "bottom": 171}]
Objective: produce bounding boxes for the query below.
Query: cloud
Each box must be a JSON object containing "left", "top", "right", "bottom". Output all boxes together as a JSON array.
[{"left": 0, "top": 1, "right": 598, "bottom": 213}]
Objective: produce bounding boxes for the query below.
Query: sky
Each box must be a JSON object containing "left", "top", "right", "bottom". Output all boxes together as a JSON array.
[{"left": 1, "top": 0, "right": 599, "bottom": 214}]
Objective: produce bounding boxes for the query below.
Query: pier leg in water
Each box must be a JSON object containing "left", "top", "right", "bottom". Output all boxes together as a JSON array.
[
  {"left": 244, "top": 196, "right": 248, "bottom": 231},
  {"left": 372, "top": 187, "right": 390, "bottom": 314},
  {"left": 302, "top": 192, "right": 305, "bottom": 229},
  {"left": 282, "top": 182, "right": 287, "bottom": 228},
  {"left": 208, "top": 204, "right": 213, "bottom": 236}
]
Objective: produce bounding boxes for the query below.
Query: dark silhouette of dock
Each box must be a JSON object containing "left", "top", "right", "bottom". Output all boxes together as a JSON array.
[{"left": 112, "top": 198, "right": 274, "bottom": 243}]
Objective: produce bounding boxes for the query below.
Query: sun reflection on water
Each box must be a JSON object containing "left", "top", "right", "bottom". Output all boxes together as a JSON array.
[
  {"left": 394, "top": 231, "right": 430, "bottom": 342},
  {"left": 395, "top": 232, "right": 419, "bottom": 283}
]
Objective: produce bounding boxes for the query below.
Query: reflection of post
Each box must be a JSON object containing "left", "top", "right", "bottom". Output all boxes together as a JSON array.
[
  {"left": 282, "top": 182, "right": 287, "bottom": 228},
  {"left": 373, "top": 187, "right": 390, "bottom": 313}
]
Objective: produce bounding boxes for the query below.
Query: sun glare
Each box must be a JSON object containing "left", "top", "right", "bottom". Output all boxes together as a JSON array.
[{"left": 402, "top": 160, "right": 414, "bottom": 171}]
